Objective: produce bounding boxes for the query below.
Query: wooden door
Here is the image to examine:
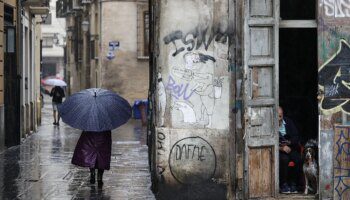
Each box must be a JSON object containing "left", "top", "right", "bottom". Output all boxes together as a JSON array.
[
  {"left": 243, "top": 0, "right": 279, "bottom": 198},
  {"left": 4, "top": 25, "right": 20, "bottom": 147}
]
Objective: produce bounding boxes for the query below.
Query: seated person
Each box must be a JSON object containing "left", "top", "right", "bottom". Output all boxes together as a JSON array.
[{"left": 278, "top": 106, "right": 302, "bottom": 194}]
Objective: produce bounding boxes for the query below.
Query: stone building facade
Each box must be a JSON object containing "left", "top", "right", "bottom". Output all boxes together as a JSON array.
[
  {"left": 60, "top": 0, "right": 149, "bottom": 104},
  {"left": 149, "top": 1, "right": 232, "bottom": 199},
  {"left": 0, "top": 0, "right": 48, "bottom": 151},
  {"left": 57, "top": 0, "right": 350, "bottom": 199}
]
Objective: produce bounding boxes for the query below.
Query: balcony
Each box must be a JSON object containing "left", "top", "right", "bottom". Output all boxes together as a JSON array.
[
  {"left": 29, "top": 6, "right": 50, "bottom": 15},
  {"left": 22, "top": 0, "right": 49, "bottom": 7}
]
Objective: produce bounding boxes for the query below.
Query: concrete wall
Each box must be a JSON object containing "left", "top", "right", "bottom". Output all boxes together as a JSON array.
[
  {"left": 19, "top": 8, "right": 42, "bottom": 138},
  {"left": 65, "top": 15, "right": 79, "bottom": 94},
  {"left": 35, "top": 15, "right": 42, "bottom": 127},
  {"left": 20, "top": 11, "right": 30, "bottom": 137},
  {"left": 156, "top": 0, "right": 230, "bottom": 129},
  {"left": 101, "top": 1, "right": 149, "bottom": 103},
  {"left": 0, "top": 1, "right": 5, "bottom": 152},
  {"left": 154, "top": 0, "right": 231, "bottom": 196}
]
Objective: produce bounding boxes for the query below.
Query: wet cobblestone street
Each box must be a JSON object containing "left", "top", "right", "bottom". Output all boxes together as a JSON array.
[{"left": 0, "top": 96, "right": 155, "bottom": 200}]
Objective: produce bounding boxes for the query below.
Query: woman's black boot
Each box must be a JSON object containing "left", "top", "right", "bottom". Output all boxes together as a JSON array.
[
  {"left": 97, "top": 169, "right": 104, "bottom": 187},
  {"left": 90, "top": 168, "right": 95, "bottom": 184}
]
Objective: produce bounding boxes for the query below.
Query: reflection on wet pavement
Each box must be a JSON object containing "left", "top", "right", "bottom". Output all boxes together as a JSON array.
[{"left": 0, "top": 95, "right": 155, "bottom": 199}]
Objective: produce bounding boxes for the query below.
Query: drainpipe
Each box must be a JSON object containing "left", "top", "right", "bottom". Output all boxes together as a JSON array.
[
  {"left": 17, "top": 0, "right": 23, "bottom": 139},
  {"left": 81, "top": 19, "right": 88, "bottom": 89},
  {"left": 98, "top": 0, "right": 103, "bottom": 88}
]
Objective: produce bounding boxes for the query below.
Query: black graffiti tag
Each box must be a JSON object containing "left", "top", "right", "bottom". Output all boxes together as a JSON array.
[
  {"left": 169, "top": 137, "right": 216, "bottom": 185},
  {"left": 163, "top": 26, "right": 230, "bottom": 57},
  {"left": 175, "top": 144, "right": 207, "bottom": 161},
  {"left": 319, "top": 40, "right": 350, "bottom": 113},
  {"left": 157, "top": 132, "right": 166, "bottom": 155},
  {"left": 163, "top": 31, "right": 185, "bottom": 57}
]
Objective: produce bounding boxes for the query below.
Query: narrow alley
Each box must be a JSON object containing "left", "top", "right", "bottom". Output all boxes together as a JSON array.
[{"left": 0, "top": 95, "right": 155, "bottom": 199}]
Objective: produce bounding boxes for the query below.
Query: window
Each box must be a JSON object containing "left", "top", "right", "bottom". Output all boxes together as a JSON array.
[
  {"left": 90, "top": 40, "right": 95, "bottom": 59},
  {"left": 42, "top": 37, "right": 54, "bottom": 48},
  {"left": 5, "top": 27, "right": 15, "bottom": 53},
  {"left": 43, "top": 13, "right": 52, "bottom": 25},
  {"left": 4, "top": 5, "right": 13, "bottom": 26},
  {"left": 137, "top": 3, "right": 149, "bottom": 59},
  {"left": 144, "top": 11, "right": 149, "bottom": 57}
]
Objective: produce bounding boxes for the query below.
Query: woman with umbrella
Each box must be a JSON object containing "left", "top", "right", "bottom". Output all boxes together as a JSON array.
[
  {"left": 44, "top": 78, "right": 67, "bottom": 126},
  {"left": 58, "top": 88, "right": 131, "bottom": 186}
]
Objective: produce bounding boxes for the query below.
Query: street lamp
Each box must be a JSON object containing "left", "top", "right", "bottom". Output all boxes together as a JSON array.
[
  {"left": 67, "top": 30, "right": 73, "bottom": 39},
  {"left": 40, "top": 13, "right": 48, "bottom": 23},
  {"left": 53, "top": 33, "right": 59, "bottom": 44},
  {"left": 81, "top": 21, "right": 89, "bottom": 33},
  {"left": 67, "top": 30, "right": 73, "bottom": 37},
  {"left": 66, "top": 27, "right": 74, "bottom": 40}
]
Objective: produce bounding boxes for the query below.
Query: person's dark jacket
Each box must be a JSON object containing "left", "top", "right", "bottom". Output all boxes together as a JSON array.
[
  {"left": 71, "top": 131, "right": 112, "bottom": 170},
  {"left": 279, "top": 117, "right": 300, "bottom": 152},
  {"left": 50, "top": 86, "right": 65, "bottom": 103}
]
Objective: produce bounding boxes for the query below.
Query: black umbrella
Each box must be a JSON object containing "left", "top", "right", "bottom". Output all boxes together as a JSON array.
[{"left": 58, "top": 88, "right": 132, "bottom": 131}]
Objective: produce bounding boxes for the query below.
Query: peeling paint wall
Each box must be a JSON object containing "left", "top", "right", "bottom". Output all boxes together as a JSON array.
[
  {"left": 101, "top": 1, "right": 149, "bottom": 103},
  {"left": 157, "top": 0, "right": 230, "bottom": 130},
  {"left": 153, "top": 0, "right": 231, "bottom": 197}
]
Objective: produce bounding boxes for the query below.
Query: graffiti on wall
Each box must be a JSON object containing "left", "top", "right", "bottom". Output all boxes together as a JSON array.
[
  {"left": 157, "top": 131, "right": 166, "bottom": 155},
  {"left": 323, "top": 0, "right": 350, "bottom": 18},
  {"left": 157, "top": 131, "right": 167, "bottom": 177},
  {"left": 158, "top": 73, "right": 167, "bottom": 126},
  {"left": 319, "top": 39, "right": 350, "bottom": 114},
  {"left": 166, "top": 75, "right": 196, "bottom": 100},
  {"left": 334, "top": 127, "right": 350, "bottom": 198},
  {"left": 106, "top": 41, "right": 120, "bottom": 60},
  {"left": 319, "top": 21, "right": 350, "bottom": 63},
  {"left": 163, "top": 27, "right": 229, "bottom": 57},
  {"left": 171, "top": 101, "right": 197, "bottom": 124},
  {"left": 159, "top": 26, "right": 228, "bottom": 128},
  {"left": 169, "top": 137, "right": 216, "bottom": 184}
]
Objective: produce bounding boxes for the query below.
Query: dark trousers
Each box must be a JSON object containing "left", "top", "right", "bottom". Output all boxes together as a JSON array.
[{"left": 279, "top": 150, "right": 302, "bottom": 186}]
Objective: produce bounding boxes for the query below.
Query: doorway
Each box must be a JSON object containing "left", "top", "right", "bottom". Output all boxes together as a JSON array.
[
  {"left": 279, "top": 28, "right": 318, "bottom": 197},
  {"left": 279, "top": 28, "right": 318, "bottom": 143},
  {"left": 4, "top": 5, "right": 20, "bottom": 147}
]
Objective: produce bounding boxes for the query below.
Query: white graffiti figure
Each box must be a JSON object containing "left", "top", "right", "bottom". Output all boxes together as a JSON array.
[
  {"left": 172, "top": 101, "right": 196, "bottom": 124},
  {"left": 158, "top": 73, "right": 166, "bottom": 126},
  {"left": 192, "top": 74, "right": 216, "bottom": 128},
  {"left": 171, "top": 52, "right": 222, "bottom": 128},
  {"left": 184, "top": 52, "right": 201, "bottom": 70},
  {"left": 323, "top": 0, "right": 350, "bottom": 18}
]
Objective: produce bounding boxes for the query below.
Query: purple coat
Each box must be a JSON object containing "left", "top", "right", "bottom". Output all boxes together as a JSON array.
[{"left": 72, "top": 131, "right": 112, "bottom": 170}]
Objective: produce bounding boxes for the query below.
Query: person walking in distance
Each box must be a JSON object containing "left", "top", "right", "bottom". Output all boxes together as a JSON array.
[{"left": 50, "top": 85, "right": 65, "bottom": 125}]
